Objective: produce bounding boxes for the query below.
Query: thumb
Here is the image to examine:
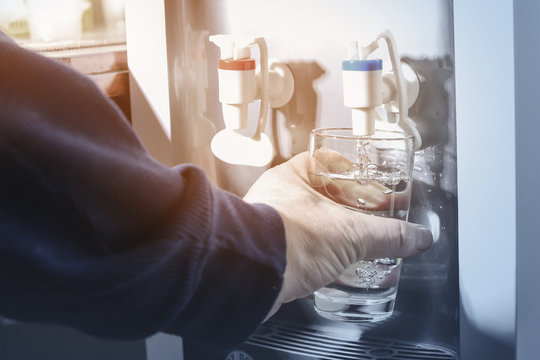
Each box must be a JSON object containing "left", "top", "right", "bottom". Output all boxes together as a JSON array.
[{"left": 349, "top": 211, "right": 434, "bottom": 260}]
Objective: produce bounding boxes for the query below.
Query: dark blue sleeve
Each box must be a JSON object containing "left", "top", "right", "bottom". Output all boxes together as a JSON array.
[{"left": 0, "top": 32, "right": 286, "bottom": 349}]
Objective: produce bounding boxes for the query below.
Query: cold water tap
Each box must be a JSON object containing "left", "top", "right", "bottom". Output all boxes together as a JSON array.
[{"left": 343, "top": 29, "right": 422, "bottom": 149}]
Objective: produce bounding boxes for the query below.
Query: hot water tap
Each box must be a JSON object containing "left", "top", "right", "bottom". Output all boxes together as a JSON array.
[{"left": 209, "top": 34, "right": 294, "bottom": 166}]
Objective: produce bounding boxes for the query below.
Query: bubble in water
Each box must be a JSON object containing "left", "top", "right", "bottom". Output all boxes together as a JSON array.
[
  {"left": 367, "top": 164, "right": 379, "bottom": 172},
  {"left": 357, "top": 198, "right": 366, "bottom": 206},
  {"left": 375, "top": 258, "right": 397, "bottom": 266},
  {"left": 353, "top": 258, "right": 400, "bottom": 287},
  {"left": 383, "top": 189, "right": 394, "bottom": 194}
]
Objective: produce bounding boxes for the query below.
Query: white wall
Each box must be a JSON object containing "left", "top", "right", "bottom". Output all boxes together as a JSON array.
[{"left": 454, "top": 0, "right": 516, "bottom": 358}]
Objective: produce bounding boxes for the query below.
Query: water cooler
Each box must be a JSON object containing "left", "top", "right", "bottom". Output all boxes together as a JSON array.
[{"left": 125, "top": 1, "right": 540, "bottom": 359}]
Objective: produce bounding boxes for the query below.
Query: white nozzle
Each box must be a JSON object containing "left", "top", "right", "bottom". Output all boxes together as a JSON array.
[
  {"left": 352, "top": 108, "right": 376, "bottom": 135},
  {"left": 222, "top": 103, "right": 248, "bottom": 129}
]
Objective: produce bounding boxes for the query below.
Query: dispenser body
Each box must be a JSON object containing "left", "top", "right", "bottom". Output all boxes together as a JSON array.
[
  {"left": 133, "top": 1, "right": 460, "bottom": 358},
  {"left": 125, "top": 1, "right": 520, "bottom": 359}
]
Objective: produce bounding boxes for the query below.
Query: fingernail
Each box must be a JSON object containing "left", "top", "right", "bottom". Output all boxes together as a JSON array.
[{"left": 416, "top": 225, "right": 433, "bottom": 251}]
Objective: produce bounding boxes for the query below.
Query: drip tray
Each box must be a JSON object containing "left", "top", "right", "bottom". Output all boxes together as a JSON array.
[{"left": 243, "top": 321, "right": 458, "bottom": 360}]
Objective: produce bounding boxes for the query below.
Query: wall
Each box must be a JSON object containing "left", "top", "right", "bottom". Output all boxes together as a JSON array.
[{"left": 454, "top": 0, "right": 516, "bottom": 358}]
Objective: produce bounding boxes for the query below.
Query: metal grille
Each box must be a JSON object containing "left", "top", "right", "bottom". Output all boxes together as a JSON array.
[{"left": 246, "top": 321, "right": 458, "bottom": 360}]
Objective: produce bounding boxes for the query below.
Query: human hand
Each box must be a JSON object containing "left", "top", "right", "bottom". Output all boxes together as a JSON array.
[{"left": 243, "top": 152, "right": 433, "bottom": 319}]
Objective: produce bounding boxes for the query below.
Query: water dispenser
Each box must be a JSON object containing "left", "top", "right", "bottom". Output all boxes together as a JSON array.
[
  {"left": 124, "top": 0, "right": 536, "bottom": 359},
  {"left": 1, "top": 1, "right": 536, "bottom": 359}
]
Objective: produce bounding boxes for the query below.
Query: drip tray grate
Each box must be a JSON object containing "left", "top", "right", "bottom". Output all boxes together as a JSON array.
[{"left": 246, "top": 321, "right": 458, "bottom": 360}]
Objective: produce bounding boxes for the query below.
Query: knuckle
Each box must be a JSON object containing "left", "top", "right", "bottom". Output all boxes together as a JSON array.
[
  {"left": 398, "top": 221, "right": 408, "bottom": 251},
  {"left": 390, "top": 220, "right": 409, "bottom": 256}
]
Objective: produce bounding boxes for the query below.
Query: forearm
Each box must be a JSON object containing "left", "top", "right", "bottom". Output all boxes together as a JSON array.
[{"left": 0, "top": 31, "right": 286, "bottom": 348}]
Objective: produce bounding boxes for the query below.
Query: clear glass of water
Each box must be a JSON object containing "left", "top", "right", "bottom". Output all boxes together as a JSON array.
[{"left": 308, "top": 128, "right": 415, "bottom": 322}]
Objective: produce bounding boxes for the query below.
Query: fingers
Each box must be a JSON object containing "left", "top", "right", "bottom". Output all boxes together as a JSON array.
[
  {"left": 259, "top": 151, "right": 433, "bottom": 262},
  {"left": 292, "top": 150, "right": 431, "bottom": 259},
  {"left": 310, "top": 175, "right": 397, "bottom": 210},
  {"left": 310, "top": 147, "right": 355, "bottom": 174}
]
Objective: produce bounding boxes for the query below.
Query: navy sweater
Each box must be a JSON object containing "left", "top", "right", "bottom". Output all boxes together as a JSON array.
[{"left": 0, "top": 32, "right": 285, "bottom": 349}]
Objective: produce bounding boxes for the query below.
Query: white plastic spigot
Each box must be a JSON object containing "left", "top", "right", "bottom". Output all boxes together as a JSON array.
[
  {"left": 343, "top": 29, "right": 422, "bottom": 149},
  {"left": 342, "top": 57, "right": 382, "bottom": 136},
  {"left": 209, "top": 34, "right": 294, "bottom": 167},
  {"left": 209, "top": 35, "right": 259, "bottom": 132}
]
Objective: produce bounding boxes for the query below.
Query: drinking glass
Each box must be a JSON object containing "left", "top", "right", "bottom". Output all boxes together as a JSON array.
[{"left": 309, "top": 128, "right": 415, "bottom": 322}]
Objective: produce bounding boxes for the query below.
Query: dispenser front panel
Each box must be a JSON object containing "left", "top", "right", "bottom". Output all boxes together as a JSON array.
[{"left": 135, "top": 1, "right": 459, "bottom": 359}]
